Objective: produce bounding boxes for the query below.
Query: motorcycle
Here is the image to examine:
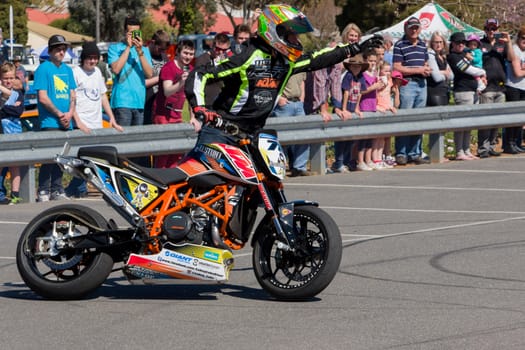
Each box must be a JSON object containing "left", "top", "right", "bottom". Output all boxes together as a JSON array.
[{"left": 16, "top": 126, "right": 342, "bottom": 300}]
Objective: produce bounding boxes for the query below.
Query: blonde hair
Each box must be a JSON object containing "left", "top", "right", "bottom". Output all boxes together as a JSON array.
[
  {"left": 341, "top": 23, "right": 362, "bottom": 44},
  {"left": 0, "top": 62, "right": 15, "bottom": 76},
  {"left": 429, "top": 31, "right": 449, "bottom": 54}
]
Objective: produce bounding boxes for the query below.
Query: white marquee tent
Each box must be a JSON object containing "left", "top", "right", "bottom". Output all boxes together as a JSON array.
[{"left": 376, "top": 2, "right": 484, "bottom": 41}]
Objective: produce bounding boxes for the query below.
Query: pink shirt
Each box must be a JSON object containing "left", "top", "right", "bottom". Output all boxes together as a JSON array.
[
  {"left": 152, "top": 61, "right": 192, "bottom": 123},
  {"left": 376, "top": 77, "right": 393, "bottom": 112},
  {"left": 359, "top": 71, "right": 378, "bottom": 112}
]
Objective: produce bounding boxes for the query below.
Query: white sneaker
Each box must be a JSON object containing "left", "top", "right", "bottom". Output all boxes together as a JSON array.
[
  {"left": 357, "top": 162, "right": 373, "bottom": 171},
  {"left": 38, "top": 191, "right": 50, "bottom": 202},
  {"left": 367, "top": 161, "right": 382, "bottom": 170},
  {"left": 380, "top": 160, "right": 394, "bottom": 169},
  {"left": 51, "top": 191, "right": 70, "bottom": 201},
  {"left": 331, "top": 165, "right": 350, "bottom": 173}
]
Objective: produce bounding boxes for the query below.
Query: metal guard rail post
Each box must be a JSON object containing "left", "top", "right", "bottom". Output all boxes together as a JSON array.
[{"left": 2, "top": 101, "right": 525, "bottom": 203}]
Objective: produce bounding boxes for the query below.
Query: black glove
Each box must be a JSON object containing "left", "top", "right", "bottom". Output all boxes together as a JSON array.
[
  {"left": 344, "top": 43, "right": 361, "bottom": 57},
  {"left": 360, "top": 34, "right": 384, "bottom": 52},
  {"left": 193, "top": 106, "right": 221, "bottom": 125}
]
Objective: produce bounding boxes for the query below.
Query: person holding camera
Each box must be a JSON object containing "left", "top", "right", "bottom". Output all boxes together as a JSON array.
[
  {"left": 152, "top": 40, "right": 195, "bottom": 168},
  {"left": 477, "top": 18, "right": 512, "bottom": 158},
  {"left": 108, "top": 16, "right": 153, "bottom": 127}
]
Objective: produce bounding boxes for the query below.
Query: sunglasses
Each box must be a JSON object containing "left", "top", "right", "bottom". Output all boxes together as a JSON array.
[{"left": 214, "top": 47, "right": 230, "bottom": 53}]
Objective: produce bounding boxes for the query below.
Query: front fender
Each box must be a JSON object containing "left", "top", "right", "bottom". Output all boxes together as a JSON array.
[{"left": 250, "top": 200, "right": 318, "bottom": 247}]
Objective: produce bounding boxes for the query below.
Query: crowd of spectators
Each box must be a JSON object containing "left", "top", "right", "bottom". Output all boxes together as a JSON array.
[{"left": 1, "top": 13, "right": 525, "bottom": 203}]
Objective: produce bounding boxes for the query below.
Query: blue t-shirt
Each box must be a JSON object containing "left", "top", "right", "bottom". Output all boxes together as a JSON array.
[
  {"left": 341, "top": 71, "right": 366, "bottom": 113},
  {"left": 34, "top": 60, "right": 77, "bottom": 130},
  {"left": 108, "top": 42, "right": 152, "bottom": 109}
]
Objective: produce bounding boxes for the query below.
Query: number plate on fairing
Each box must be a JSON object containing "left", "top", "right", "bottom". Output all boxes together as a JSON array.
[{"left": 257, "top": 133, "right": 287, "bottom": 180}]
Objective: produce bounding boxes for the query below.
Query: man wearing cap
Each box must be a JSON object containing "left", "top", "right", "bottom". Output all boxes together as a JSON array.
[
  {"left": 33, "top": 34, "right": 77, "bottom": 202},
  {"left": 477, "top": 18, "right": 513, "bottom": 158},
  {"left": 108, "top": 17, "right": 153, "bottom": 127},
  {"left": 392, "top": 16, "right": 432, "bottom": 165}
]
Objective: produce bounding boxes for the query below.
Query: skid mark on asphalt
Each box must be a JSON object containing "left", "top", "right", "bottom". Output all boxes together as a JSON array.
[{"left": 340, "top": 215, "right": 525, "bottom": 244}]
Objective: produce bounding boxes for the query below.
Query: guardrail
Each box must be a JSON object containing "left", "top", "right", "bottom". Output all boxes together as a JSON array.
[{"left": 3, "top": 101, "right": 525, "bottom": 203}]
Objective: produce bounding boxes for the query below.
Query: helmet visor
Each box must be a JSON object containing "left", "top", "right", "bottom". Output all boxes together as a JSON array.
[{"left": 279, "top": 16, "right": 314, "bottom": 35}]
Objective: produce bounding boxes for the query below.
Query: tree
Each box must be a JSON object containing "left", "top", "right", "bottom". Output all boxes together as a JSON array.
[
  {"left": 68, "top": 0, "right": 150, "bottom": 41},
  {"left": 155, "top": 0, "right": 217, "bottom": 35},
  {"left": 0, "top": 2, "right": 28, "bottom": 45},
  {"left": 303, "top": 0, "right": 342, "bottom": 49}
]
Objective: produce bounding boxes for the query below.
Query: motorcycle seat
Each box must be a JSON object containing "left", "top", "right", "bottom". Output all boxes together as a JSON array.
[{"left": 77, "top": 145, "right": 188, "bottom": 186}]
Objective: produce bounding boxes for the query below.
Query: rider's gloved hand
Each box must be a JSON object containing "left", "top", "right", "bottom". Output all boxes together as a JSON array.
[
  {"left": 343, "top": 43, "right": 361, "bottom": 57},
  {"left": 193, "top": 106, "right": 221, "bottom": 125},
  {"left": 360, "top": 34, "right": 384, "bottom": 51}
]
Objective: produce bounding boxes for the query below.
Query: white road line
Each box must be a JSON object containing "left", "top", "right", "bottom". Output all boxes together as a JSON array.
[
  {"left": 286, "top": 183, "right": 525, "bottom": 192},
  {"left": 322, "top": 206, "right": 525, "bottom": 215},
  {"left": 0, "top": 220, "right": 27, "bottom": 225}
]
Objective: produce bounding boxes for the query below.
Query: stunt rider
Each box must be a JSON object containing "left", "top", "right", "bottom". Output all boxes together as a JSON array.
[{"left": 185, "top": 4, "right": 382, "bottom": 145}]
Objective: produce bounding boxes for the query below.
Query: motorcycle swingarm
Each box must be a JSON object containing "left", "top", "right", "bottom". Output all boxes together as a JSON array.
[{"left": 65, "top": 229, "right": 137, "bottom": 250}]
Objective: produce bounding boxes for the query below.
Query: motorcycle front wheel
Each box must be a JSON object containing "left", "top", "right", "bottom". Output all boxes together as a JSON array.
[
  {"left": 16, "top": 204, "right": 114, "bottom": 300},
  {"left": 252, "top": 205, "right": 342, "bottom": 300}
]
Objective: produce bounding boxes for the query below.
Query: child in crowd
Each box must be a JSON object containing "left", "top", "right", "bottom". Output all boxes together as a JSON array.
[
  {"left": 0, "top": 62, "right": 24, "bottom": 204},
  {"left": 357, "top": 50, "right": 386, "bottom": 170},
  {"left": 339, "top": 54, "right": 368, "bottom": 172},
  {"left": 465, "top": 34, "right": 486, "bottom": 94},
  {"left": 376, "top": 62, "right": 397, "bottom": 167}
]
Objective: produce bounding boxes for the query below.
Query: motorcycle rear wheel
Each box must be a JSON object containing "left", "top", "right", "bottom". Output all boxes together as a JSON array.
[
  {"left": 16, "top": 204, "right": 114, "bottom": 300},
  {"left": 252, "top": 205, "right": 342, "bottom": 300}
]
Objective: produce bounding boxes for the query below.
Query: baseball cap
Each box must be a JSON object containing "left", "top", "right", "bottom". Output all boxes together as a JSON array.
[
  {"left": 405, "top": 17, "right": 421, "bottom": 29},
  {"left": 485, "top": 18, "right": 499, "bottom": 29},
  {"left": 48, "top": 34, "right": 70, "bottom": 48},
  {"left": 450, "top": 32, "right": 466, "bottom": 43}
]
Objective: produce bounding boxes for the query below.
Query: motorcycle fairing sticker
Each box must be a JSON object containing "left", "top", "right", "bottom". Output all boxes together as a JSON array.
[
  {"left": 182, "top": 145, "right": 237, "bottom": 177},
  {"left": 258, "top": 133, "right": 287, "bottom": 179},
  {"left": 126, "top": 246, "right": 233, "bottom": 281},
  {"left": 119, "top": 175, "right": 159, "bottom": 210},
  {"left": 216, "top": 144, "right": 257, "bottom": 181}
]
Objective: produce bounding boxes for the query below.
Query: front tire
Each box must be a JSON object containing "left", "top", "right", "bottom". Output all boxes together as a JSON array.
[
  {"left": 16, "top": 204, "right": 114, "bottom": 300},
  {"left": 252, "top": 206, "right": 342, "bottom": 300}
]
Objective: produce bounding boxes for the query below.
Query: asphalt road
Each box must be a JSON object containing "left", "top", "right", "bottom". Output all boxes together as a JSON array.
[{"left": 1, "top": 156, "right": 525, "bottom": 350}]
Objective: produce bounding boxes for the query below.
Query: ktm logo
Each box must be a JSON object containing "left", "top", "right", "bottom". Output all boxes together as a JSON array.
[{"left": 255, "top": 77, "right": 279, "bottom": 88}]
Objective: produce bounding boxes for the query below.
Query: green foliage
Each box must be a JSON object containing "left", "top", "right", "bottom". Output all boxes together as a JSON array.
[
  {"left": 333, "top": 0, "right": 522, "bottom": 36},
  {"left": 68, "top": 0, "right": 150, "bottom": 41},
  {"left": 0, "top": 2, "right": 28, "bottom": 45},
  {"left": 169, "top": 0, "right": 217, "bottom": 34}
]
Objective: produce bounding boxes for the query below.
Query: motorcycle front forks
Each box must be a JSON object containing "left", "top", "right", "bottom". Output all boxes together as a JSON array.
[{"left": 257, "top": 182, "right": 297, "bottom": 251}]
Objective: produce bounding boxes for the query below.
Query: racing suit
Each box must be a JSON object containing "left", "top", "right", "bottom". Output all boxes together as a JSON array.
[{"left": 185, "top": 36, "right": 358, "bottom": 141}]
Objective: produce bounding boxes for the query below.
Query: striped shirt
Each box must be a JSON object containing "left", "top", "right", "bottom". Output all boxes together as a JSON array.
[{"left": 393, "top": 37, "right": 428, "bottom": 68}]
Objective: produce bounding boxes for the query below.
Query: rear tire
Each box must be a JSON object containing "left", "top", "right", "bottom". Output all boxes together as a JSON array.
[
  {"left": 16, "top": 204, "right": 114, "bottom": 299},
  {"left": 252, "top": 206, "right": 342, "bottom": 300}
]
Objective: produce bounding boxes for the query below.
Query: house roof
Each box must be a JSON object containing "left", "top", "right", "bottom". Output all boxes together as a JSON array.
[
  {"left": 26, "top": 8, "right": 69, "bottom": 25},
  {"left": 28, "top": 21, "right": 93, "bottom": 46}
]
